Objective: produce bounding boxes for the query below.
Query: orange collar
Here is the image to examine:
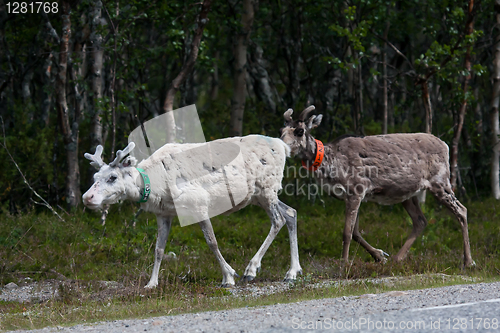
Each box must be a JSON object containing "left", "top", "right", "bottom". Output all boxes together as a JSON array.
[{"left": 301, "top": 139, "right": 324, "bottom": 171}]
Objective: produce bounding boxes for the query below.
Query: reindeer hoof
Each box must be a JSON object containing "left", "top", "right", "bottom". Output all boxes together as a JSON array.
[
  {"left": 283, "top": 278, "right": 296, "bottom": 283},
  {"left": 379, "top": 257, "right": 388, "bottom": 264},
  {"left": 234, "top": 272, "right": 240, "bottom": 278},
  {"left": 241, "top": 275, "right": 255, "bottom": 283},
  {"left": 283, "top": 268, "right": 302, "bottom": 282},
  {"left": 373, "top": 249, "right": 389, "bottom": 263},
  {"left": 221, "top": 283, "right": 234, "bottom": 288}
]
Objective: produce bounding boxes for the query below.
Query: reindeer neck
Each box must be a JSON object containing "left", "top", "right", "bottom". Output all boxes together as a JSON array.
[
  {"left": 299, "top": 134, "right": 318, "bottom": 163},
  {"left": 125, "top": 167, "right": 144, "bottom": 202}
]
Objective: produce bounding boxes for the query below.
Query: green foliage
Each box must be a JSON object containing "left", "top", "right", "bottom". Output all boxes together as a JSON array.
[{"left": 330, "top": 6, "right": 372, "bottom": 54}]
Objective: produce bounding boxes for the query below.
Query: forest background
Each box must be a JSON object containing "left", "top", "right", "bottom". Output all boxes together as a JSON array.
[{"left": 1, "top": 0, "right": 500, "bottom": 209}]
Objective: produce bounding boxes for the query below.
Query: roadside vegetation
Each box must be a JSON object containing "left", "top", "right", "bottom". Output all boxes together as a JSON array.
[{"left": 1, "top": 194, "right": 500, "bottom": 330}]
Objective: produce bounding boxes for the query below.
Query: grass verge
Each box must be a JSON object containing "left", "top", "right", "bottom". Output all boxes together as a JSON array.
[{"left": 1, "top": 195, "right": 500, "bottom": 330}]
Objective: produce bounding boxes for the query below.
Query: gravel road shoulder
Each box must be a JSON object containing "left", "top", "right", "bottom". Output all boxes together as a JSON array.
[{"left": 7, "top": 280, "right": 500, "bottom": 333}]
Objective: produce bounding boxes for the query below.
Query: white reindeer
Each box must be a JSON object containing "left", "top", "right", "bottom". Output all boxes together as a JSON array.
[
  {"left": 280, "top": 106, "right": 474, "bottom": 268},
  {"left": 82, "top": 135, "right": 302, "bottom": 288}
]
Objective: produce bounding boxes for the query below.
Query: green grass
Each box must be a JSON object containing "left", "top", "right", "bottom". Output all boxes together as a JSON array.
[{"left": 1, "top": 195, "right": 500, "bottom": 330}]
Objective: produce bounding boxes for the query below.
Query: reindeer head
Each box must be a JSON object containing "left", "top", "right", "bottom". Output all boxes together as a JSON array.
[
  {"left": 280, "top": 105, "right": 323, "bottom": 157},
  {"left": 82, "top": 143, "right": 139, "bottom": 209}
]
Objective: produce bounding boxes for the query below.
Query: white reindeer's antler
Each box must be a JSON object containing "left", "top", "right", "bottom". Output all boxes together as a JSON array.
[
  {"left": 109, "top": 142, "right": 136, "bottom": 167},
  {"left": 84, "top": 145, "right": 105, "bottom": 169}
]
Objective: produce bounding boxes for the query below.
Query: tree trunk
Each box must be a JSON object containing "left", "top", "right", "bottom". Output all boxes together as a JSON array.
[
  {"left": 56, "top": 1, "right": 81, "bottom": 208},
  {"left": 180, "top": 52, "right": 197, "bottom": 107},
  {"left": 0, "top": 4, "right": 13, "bottom": 102},
  {"left": 40, "top": 53, "right": 54, "bottom": 126},
  {"left": 450, "top": 0, "right": 475, "bottom": 191},
  {"left": 21, "top": 67, "right": 33, "bottom": 104},
  {"left": 163, "top": 0, "right": 212, "bottom": 142},
  {"left": 382, "top": 18, "right": 390, "bottom": 134},
  {"left": 473, "top": 85, "right": 483, "bottom": 154},
  {"left": 229, "top": 0, "right": 256, "bottom": 137},
  {"left": 422, "top": 81, "right": 433, "bottom": 133},
  {"left": 105, "top": 1, "right": 119, "bottom": 159},
  {"left": 89, "top": 0, "right": 104, "bottom": 156},
  {"left": 356, "top": 52, "right": 364, "bottom": 135},
  {"left": 418, "top": 75, "right": 433, "bottom": 204},
  {"left": 210, "top": 50, "right": 219, "bottom": 100},
  {"left": 491, "top": 0, "right": 500, "bottom": 199},
  {"left": 248, "top": 45, "right": 276, "bottom": 113},
  {"left": 347, "top": 46, "right": 355, "bottom": 130}
]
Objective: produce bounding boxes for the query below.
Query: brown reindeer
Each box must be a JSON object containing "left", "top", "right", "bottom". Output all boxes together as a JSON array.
[{"left": 280, "top": 105, "right": 474, "bottom": 267}]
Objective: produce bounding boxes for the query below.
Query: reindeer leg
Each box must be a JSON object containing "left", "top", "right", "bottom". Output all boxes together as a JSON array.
[
  {"left": 242, "top": 202, "right": 287, "bottom": 282},
  {"left": 199, "top": 219, "right": 239, "bottom": 287},
  {"left": 352, "top": 214, "right": 389, "bottom": 263},
  {"left": 342, "top": 197, "right": 362, "bottom": 262},
  {"left": 278, "top": 200, "right": 302, "bottom": 282},
  {"left": 145, "top": 216, "right": 172, "bottom": 288},
  {"left": 393, "top": 196, "right": 427, "bottom": 262},
  {"left": 429, "top": 184, "right": 474, "bottom": 267}
]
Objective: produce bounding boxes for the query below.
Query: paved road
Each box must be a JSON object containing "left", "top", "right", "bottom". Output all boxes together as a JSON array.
[
  {"left": 13, "top": 281, "right": 500, "bottom": 333},
  {"left": 280, "top": 297, "right": 500, "bottom": 333}
]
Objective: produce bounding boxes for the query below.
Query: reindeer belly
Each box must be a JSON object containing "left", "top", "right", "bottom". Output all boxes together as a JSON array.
[
  {"left": 364, "top": 189, "right": 423, "bottom": 205},
  {"left": 361, "top": 164, "right": 428, "bottom": 205}
]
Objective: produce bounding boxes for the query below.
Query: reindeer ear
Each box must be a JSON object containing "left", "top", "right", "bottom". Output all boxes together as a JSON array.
[
  {"left": 120, "top": 156, "right": 138, "bottom": 168},
  {"left": 307, "top": 114, "right": 323, "bottom": 130}
]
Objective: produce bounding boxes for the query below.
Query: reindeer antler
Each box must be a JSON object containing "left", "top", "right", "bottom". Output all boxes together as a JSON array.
[
  {"left": 84, "top": 145, "right": 105, "bottom": 169},
  {"left": 298, "top": 105, "right": 316, "bottom": 121},
  {"left": 109, "top": 142, "right": 136, "bottom": 167},
  {"left": 283, "top": 108, "right": 294, "bottom": 122}
]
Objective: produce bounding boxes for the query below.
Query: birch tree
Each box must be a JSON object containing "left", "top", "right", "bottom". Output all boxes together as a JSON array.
[
  {"left": 450, "top": 0, "right": 476, "bottom": 190},
  {"left": 89, "top": 0, "right": 104, "bottom": 157},
  {"left": 56, "top": 0, "right": 81, "bottom": 208},
  {"left": 229, "top": 0, "right": 256, "bottom": 137},
  {"left": 162, "top": 0, "right": 212, "bottom": 142}
]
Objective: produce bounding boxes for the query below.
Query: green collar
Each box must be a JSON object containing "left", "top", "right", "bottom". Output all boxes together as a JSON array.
[{"left": 136, "top": 168, "right": 151, "bottom": 203}]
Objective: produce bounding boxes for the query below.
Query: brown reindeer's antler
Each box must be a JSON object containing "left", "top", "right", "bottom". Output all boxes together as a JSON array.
[
  {"left": 298, "top": 105, "right": 316, "bottom": 121},
  {"left": 84, "top": 145, "right": 105, "bottom": 169},
  {"left": 109, "top": 142, "right": 136, "bottom": 167},
  {"left": 283, "top": 108, "right": 294, "bottom": 122}
]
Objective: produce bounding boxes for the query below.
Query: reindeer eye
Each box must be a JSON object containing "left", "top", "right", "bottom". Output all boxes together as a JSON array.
[
  {"left": 107, "top": 175, "right": 117, "bottom": 183},
  {"left": 294, "top": 128, "right": 304, "bottom": 137}
]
